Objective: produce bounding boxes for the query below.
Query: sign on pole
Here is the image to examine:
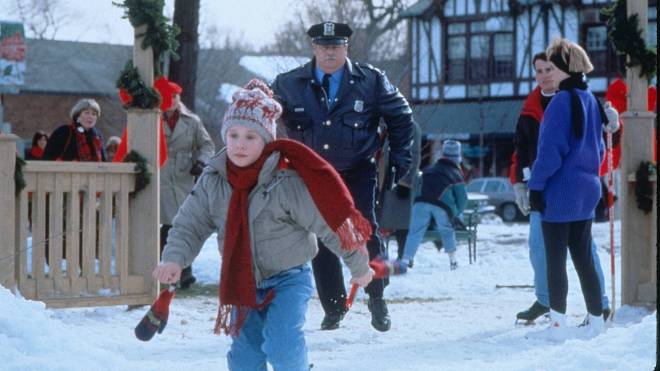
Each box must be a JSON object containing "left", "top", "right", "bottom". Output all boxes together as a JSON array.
[{"left": 0, "top": 22, "right": 27, "bottom": 88}]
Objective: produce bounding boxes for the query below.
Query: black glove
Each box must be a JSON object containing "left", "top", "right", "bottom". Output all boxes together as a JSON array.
[
  {"left": 529, "top": 190, "right": 545, "bottom": 214},
  {"left": 394, "top": 184, "right": 411, "bottom": 199},
  {"left": 190, "top": 160, "right": 205, "bottom": 176}
]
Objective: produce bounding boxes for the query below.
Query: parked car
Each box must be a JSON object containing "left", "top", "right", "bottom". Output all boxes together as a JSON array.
[{"left": 466, "top": 177, "right": 524, "bottom": 222}]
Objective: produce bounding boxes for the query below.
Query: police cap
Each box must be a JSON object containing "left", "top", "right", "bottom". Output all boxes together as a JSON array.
[{"left": 307, "top": 22, "right": 353, "bottom": 45}]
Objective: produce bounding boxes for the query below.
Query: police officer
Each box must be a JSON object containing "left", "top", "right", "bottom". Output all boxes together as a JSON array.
[{"left": 272, "top": 21, "right": 414, "bottom": 332}]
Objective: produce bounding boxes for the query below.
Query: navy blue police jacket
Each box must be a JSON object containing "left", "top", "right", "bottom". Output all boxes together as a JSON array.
[{"left": 272, "top": 58, "right": 414, "bottom": 173}]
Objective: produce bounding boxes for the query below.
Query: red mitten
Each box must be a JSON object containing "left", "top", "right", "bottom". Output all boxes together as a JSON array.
[{"left": 134, "top": 286, "right": 176, "bottom": 341}]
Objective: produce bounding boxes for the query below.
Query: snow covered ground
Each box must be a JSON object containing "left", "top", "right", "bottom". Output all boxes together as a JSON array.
[{"left": 1, "top": 218, "right": 655, "bottom": 371}]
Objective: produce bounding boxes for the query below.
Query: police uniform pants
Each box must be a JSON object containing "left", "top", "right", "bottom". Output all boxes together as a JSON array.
[{"left": 312, "top": 162, "right": 387, "bottom": 316}]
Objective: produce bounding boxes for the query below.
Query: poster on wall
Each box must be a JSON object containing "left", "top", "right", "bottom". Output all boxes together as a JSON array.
[{"left": 0, "top": 22, "right": 26, "bottom": 88}]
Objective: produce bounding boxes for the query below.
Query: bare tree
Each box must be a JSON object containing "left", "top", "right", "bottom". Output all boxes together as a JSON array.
[
  {"left": 263, "top": 0, "right": 409, "bottom": 63},
  {"left": 170, "top": 0, "right": 200, "bottom": 111},
  {"left": 11, "top": 0, "right": 70, "bottom": 39}
]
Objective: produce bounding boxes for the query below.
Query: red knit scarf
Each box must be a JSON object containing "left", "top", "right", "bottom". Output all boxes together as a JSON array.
[
  {"left": 29, "top": 146, "right": 44, "bottom": 159},
  {"left": 72, "top": 124, "right": 103, "bottom": 162},
  {"left": 214, "top": 138, "right": 372, "bottom": 336}
]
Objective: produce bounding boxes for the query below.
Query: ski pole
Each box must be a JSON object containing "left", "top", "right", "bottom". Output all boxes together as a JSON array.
[{"left": 606, "top": 130, "right": 616, "bottom": 319}]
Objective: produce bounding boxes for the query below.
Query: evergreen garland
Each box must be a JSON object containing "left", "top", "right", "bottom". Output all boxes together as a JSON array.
[
  {"left": 14, "top": 155, "right": 26, "bottom": 197},
  {"left": 123, "top": 150, "right": 152, "bottom": 196},
  {"left": 601, "top": 0, "right": 657, "bottom": 81},
  {"left": 116, "top": 60, "right": 161, "bottom": 109},
  {"left": 114, "top": 0, "right": 180, "bottom": 76},
  {"left": 634, "top": 161, "right": 656, "bottom": 214}
]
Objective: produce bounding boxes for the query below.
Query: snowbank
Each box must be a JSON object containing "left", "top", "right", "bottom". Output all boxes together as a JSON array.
[{"left": 1, "top": 221, "right": 655, "bottom": 370}]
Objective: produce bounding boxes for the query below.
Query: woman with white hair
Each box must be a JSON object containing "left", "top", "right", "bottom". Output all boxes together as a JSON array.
[
  {"left": 43, "top": 98, "right": 106, "bottom": 161},
  {"left": 527, "top": 38, "right": 610, "bottom": 341}
]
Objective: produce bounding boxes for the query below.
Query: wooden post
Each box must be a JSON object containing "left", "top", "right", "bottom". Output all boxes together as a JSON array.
[
  {"left": 127, "top": 24, "right": 160, "bottom": 302},
  {"left": 620, "top": 0, "right": 657, "bottom": 306},
  {"left": 0, "top": 134, "right": 18, "bottom": 290}
]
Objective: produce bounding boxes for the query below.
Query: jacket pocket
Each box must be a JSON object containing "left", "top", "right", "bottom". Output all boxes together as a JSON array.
[
  {"left": 283, "top": 112, "right": 313, "bottom": 144},
  {"left": 175, "top": 152, "right": 193, "bottom": 173},
  {"left": 341, "top": 114, "right": 369, "bottom": 149}
]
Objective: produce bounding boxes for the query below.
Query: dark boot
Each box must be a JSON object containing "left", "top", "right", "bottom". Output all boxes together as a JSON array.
[
  {"left": 179, "top": 266, "right": 196, "bottom": 289},
  {"left": 516, "top": 301, "right": 549, "bottom": 322},
  {"left": 367, "top": 297, "right": 391, "bottom": 332},
  {"left": 320, "top": 312, "right": 344, "bottom": 330}
]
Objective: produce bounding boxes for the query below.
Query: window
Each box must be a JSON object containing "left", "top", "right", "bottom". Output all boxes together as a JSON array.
[
  {"left": 585, "top": 26, "right": 608, "bottom": 73},
  {"left": 447, "top": 23, "right": 467, "bottom": 83},
  {"left": 467, "top": 180, "right": 484, "bottom": 192},
  {"left": 649, "top": 7, "right": 657, "bottom": 48},
  {"left": 498, "top": 181, "right": 511, "bottom": 192},
  {"left": 470, "top": 35, "right": 489, "bottom": 80},
  {"left": 484, "top": 181, "right": 500, "bottom": 193},
  {"left": 445, "top": 19, "right": 514, "bottom": 84},
  {"left": 493, "top": 34, "right": 513, "bottom": 78}
]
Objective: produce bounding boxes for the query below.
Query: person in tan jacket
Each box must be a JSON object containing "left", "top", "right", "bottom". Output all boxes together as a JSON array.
[
  {"left": 160, "top": 82, "right": 215, "bottom": 288},
  {"left": 154, "top": 79, "right": 373, "bottom": 370}
]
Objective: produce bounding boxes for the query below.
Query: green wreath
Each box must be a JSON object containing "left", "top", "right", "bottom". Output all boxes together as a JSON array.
[
  {"left": 116, "top": 60, "right": 161, "bottom": 109},
  {"left": 602, "top": 0, "right": 657, "bottom": 81},
  {"left": 114, "top": 0, "right": 180, "bottom": 76},
  {"left": 123, "top": 150, "right": 152, "bottom": 195},
  {"left": 14, "top": 155, "right": 26, "bottom": 197}
]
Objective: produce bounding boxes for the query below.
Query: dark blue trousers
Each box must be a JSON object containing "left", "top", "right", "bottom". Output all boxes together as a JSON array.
[{"left": 312, "top": 162, "right": 387, "bottom": 316}]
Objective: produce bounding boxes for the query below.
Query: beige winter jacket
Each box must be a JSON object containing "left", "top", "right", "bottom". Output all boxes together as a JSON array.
[
  {"left": 162, "top": 149, "right": 370, "bottom": 284},
  {"left": 160, "top": 103, "right": 215, "bottom": 224}
]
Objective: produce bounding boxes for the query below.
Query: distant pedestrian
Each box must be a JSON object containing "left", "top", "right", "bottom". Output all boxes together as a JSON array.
[
  {"left": 527, "top": 38, "right": 609, "bottom": 341},
  {"left": 25, "top": 130, "right": 48, "bottom": 160},
  {"left": 511, "top": 52, "right": 613, "bottom": 325},
  {"left": 43, "top": 99, "right": 106, "bottom": 162},
  {"left": 159, "top": 81, "right": 215, "bottom": 289},
  {"left": 105, "top": 136, "right": 121, "bottom": 162},
  {"left": 395, "top": 140, "right": 468, "bottom": 272}
]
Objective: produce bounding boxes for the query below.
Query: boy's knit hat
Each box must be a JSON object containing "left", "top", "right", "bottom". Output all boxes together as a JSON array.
[
  {"left": 221, "top": 79, "right": 282, "bottom": 144},
  {"left": 441, "top": 140, "right": 462, "bottom": 163}
]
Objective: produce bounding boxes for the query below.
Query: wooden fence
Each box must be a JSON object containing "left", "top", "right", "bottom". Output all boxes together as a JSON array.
[{"left": 1, "top": 135, "right": 159, "bottom": 308}]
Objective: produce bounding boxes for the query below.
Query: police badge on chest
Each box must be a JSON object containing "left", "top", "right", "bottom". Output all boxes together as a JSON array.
[{"left": 353, "top": 100, "right": 364, "bottom": 113}]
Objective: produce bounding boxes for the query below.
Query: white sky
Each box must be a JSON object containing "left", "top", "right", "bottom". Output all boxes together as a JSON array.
[{"left": 0, "top": 0, "right": 305, "bottom": 48}]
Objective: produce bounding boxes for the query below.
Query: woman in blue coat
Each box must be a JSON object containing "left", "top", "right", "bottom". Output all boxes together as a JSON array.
[{"left": 527, "top": 38, "right": 608, "bottom": 341}]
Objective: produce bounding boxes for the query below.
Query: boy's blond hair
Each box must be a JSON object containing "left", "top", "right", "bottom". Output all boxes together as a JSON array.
[{"left": 546, "top": 38, "right": 594, "bottom": 74}]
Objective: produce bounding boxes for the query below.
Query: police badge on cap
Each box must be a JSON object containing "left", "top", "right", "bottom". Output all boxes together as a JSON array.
[{"left": 307, "top": 22, "right": 353, "bottom": 45}]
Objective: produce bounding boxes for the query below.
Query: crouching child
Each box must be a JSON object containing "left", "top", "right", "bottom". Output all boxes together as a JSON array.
[{"left": 153, "top": 79, "right": 374, "bottom": 371}]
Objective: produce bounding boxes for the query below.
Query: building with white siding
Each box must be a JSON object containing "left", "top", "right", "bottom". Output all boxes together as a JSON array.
[{"left": 400, "top": 0, "right": 657, "bottom": 177}]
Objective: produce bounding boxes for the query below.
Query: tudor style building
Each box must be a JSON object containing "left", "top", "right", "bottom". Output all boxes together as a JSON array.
[{"left": 400, "top": 0, "right": 657, "bottom": 177}]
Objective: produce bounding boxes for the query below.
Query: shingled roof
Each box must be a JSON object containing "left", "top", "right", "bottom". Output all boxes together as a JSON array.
[{"left": 21, "top": 39, "right": 131, "bottom": 95}]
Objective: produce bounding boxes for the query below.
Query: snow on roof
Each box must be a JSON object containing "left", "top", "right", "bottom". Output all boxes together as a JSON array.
[
  {"left": 216, "top": 83, "right": 242, "bottom": 103},
  {"left": 239, "top": 55, "right": 309, "bottom": 83}
]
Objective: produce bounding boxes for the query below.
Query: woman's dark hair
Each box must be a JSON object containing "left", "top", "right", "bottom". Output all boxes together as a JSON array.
[
  {"left": 31, "top": 130, "right": 48, "bottom": 147},
  {"left": 532, "top": 52, "right": 547, "bottom": 66}
]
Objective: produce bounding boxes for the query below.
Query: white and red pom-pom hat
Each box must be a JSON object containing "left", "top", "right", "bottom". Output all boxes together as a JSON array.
[{"left": 221, "top": 79, "right": 282, "bottom": 144}]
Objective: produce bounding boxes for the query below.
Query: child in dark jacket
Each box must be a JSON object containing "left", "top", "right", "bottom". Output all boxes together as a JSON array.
[
  {"left": 394, "top": 140, "right": 468, "bottom": 271},
  {"left": 153, "top": 79, "right": 373, "bottom": 370}
]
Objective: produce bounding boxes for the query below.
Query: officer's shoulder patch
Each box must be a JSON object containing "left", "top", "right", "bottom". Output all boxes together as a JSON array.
[
  {"left": 358, "top": 62, "right": 383, "bottom": 75},
  {"left": 278, "top": 65, "right": 306, "bottom": 79}
]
